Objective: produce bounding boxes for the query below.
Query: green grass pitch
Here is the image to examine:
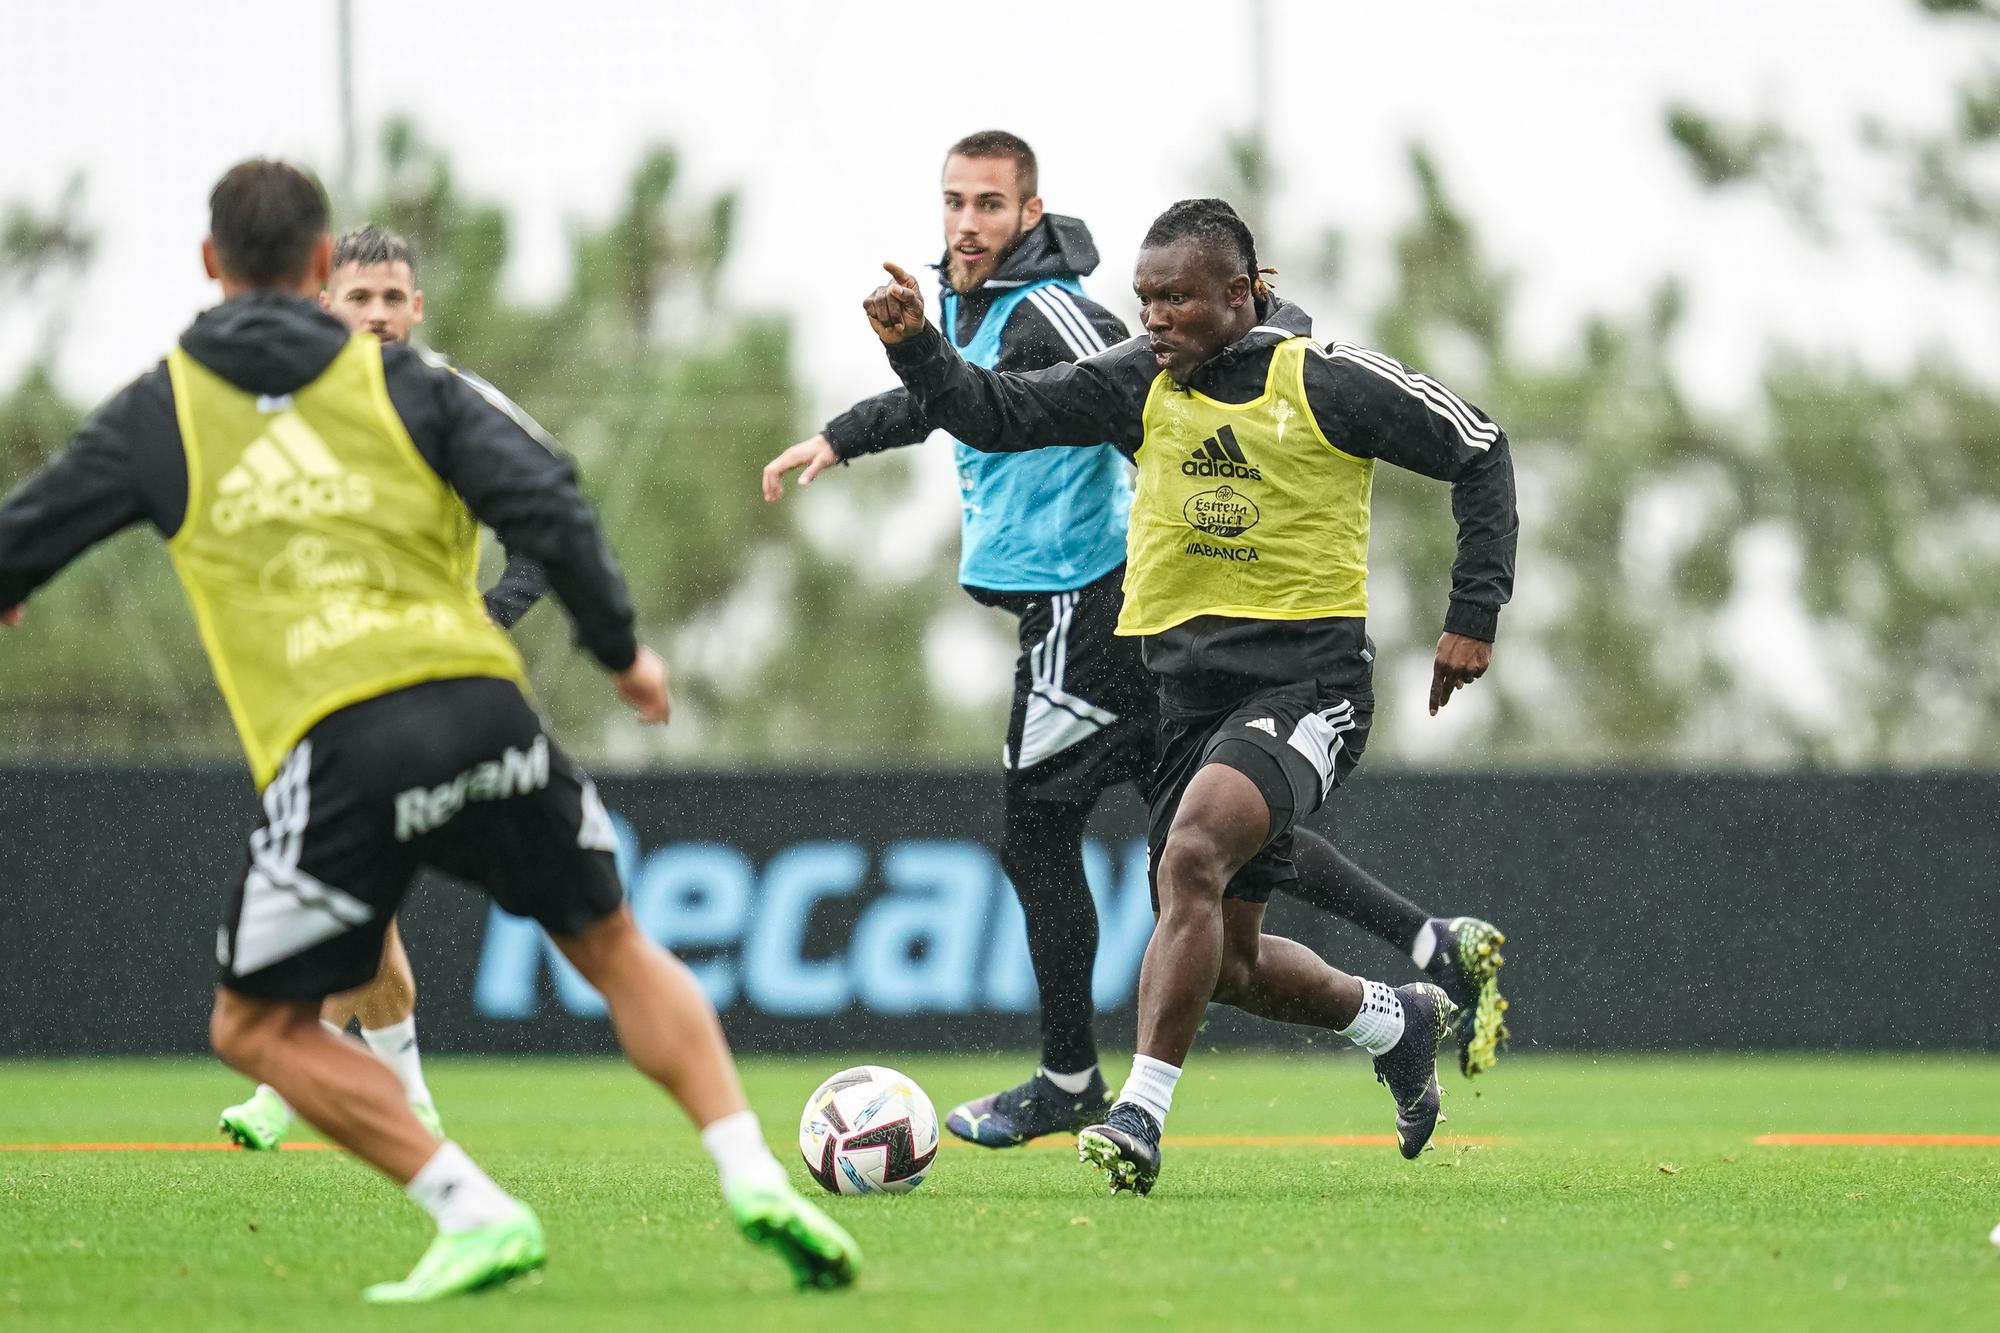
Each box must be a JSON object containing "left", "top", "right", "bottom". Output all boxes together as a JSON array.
[{"left": 3, "top": 1053, "right": 1996, "bottom": 1331}]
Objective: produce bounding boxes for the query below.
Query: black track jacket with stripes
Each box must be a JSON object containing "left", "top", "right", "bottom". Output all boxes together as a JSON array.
[
  {"left": 0, "top": 293, "right": 636, "bottom": 671},
  {"left": 882, "top": 294, "right": 1518, "bottom": 704},
  {"left": 822, "top": 214, "right": 1129, "bottom": 459}
]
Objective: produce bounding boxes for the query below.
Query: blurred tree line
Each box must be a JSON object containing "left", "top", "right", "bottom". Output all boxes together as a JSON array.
[
  {"left": 3, "top": 0, "right": 1997, "bottom": 769},
  {"left": 1227, "top": 0, "right": 2000, "bottom": 768},
  {"left": 0, "top": 121, "right": 977, "bottom": 767}
]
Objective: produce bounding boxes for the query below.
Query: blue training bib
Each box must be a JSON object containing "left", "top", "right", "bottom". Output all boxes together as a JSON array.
[{"left": 943, "top": 279, "right": 1132, "bottom": 593}]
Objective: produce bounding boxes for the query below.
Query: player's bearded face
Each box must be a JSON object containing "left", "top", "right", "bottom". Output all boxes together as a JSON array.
[
  {"left": 941, "top": 154, "right": 1041, "bottom": 295},
  {"left": 323, "top": 261, "right": 423, "bottom": 344}
]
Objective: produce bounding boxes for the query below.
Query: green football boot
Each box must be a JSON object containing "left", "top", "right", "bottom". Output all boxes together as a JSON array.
[
  {"left": 219, "top": 1085, "right": 292, "bottom": 1151},
  {"left": 412, "top": 1102, "right": 444, "bottom": 1139},
  {"left": 727, "top": 1179, "right": 861, "bottom": 1291},
  {"left": 362, "top": 1202, "right": 547, "bottom": 1304}
]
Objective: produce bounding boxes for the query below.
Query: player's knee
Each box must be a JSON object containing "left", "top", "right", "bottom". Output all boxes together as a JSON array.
[
  {"left": 552, "top": 903, "right": 644, "bottom": 977},
  {"left": 209, "top": 996, "right": 277, "bottom": 1069},
  {"left": 998, "top": 798, "right": 1086, "bottom": 889},
  {"left": 1156, "top": 827, "right": 1232, "bottom": 902},
  {"left": 207, "top": 1002, "right": 241, "bottom": 1063}
]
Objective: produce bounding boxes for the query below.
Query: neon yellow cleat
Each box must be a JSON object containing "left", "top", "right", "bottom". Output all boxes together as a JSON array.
[
  {"left": 727, "top": 1180, "right": 861, "bottom": 1291},
  {"left": 362, "top": 1202, "right": 546, "bottom": 1304},
  {"left": 1421, "top": 916, "right": 1511, "bottom": 1078},
  {"left": 219, "top": 1086, "right": 292, "bottom": 1151},
  {"left": 412, "top": 1102, "right": 444, "bottom": 1139}
]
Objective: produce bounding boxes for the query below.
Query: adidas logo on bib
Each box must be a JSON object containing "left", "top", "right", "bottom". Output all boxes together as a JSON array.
[
  {"left": 211, "top": 412, "right": 375, "bottom": 536},
  {"left": 1181, "top": 424, "right": 1262, "bottom": 481}
]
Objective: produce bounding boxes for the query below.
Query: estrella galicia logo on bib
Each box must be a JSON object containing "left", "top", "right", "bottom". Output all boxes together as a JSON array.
[{"left": 1183, "top": 484, "right": 1261, "bottom": 538}]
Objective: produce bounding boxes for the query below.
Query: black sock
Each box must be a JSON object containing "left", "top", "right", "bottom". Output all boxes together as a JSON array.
[
  {"left": 1000, "top": 792, "right": 1101, "bottom": 1075},
  {"left": 1284, "top": 825, "right": 1431, "bottom": 953}
]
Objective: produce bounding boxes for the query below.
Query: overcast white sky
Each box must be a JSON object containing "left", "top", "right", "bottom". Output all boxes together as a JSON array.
[{"left": 1, "top": 0, "right": 1991, "bottom": 423}]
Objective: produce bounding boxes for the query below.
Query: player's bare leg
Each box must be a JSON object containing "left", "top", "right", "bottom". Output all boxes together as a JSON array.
[
  {"left": 551, "top": 906, "right": 747, "bottom": 1125},
  {"left": 1081, "top": 764, "right": 1455, "bottom": 1193},
  {"left": 329, "top": 921, "right": 442, "bottom": 1135},
  {"left": 551, "top": 906, "right": 858, "bottom": 1289},
  {"left": 211, "top": 991, "right": 438, "bottom": 1177},
  {"left": 332, "top": 920, "right": 414, "bottom": 1027},
  {"left": 220, "top": 921, "right": 439, "bottom": 1148},
  {"left": 1211, "top": 902, "right": 1363, "bottom": 1028},
  {"left": 1133, "top": 765, "right": 1279, "bottom": 1066},
  {"left": 211, "top": 988, "right": 546, "bottom": 1302}
]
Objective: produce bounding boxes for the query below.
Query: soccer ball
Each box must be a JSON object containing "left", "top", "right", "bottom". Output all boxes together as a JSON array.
[{"left": 797, "top": 1064, "right": 939, "bottom": 1196}]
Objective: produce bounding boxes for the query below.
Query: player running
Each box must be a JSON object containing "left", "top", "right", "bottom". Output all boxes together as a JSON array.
[
  {"left": 862, "top": 198, "right": 1518, "bottom": 1194},
  {"left": 217, "top": 224, "right": 551, "bottom": 1153},
  {"left": 766, "top": 133, "right": 1506, "bottom": 1150},
  {"left": 0, "top": 160, "right": 858, "bottom": 1298}
]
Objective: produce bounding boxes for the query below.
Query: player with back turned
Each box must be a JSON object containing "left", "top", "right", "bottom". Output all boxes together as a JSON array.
[
  {"left": 0, "top": 160, "right": 859, "bottom": 1299},
  {"left": 218, "top": 223, "right": 553, "bottom": 1153},
  {"left": 766, "top": 133, "right": 1509, "bottom": 1151},
  {"left": 861, "top": 198, "right": 1519, "bottom": 1194}
]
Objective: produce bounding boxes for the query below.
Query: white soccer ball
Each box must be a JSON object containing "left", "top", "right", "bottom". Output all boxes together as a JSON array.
[{"left": 797, "top": 1064, "right": 939, "bottom": 1196}]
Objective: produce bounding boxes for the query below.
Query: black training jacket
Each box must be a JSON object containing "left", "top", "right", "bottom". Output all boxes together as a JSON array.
[
  {"left": 0, "top": 292, "right": 637, "bottom": 671},
  {"left": 823, "top": 214, "right": 1129, "bottom": 458},
  {"left": 410, "top": 344, "right": 553, "bottom": 629},
  {"left": 883, "top": 294, "right": 1518, "bottom": 701}
]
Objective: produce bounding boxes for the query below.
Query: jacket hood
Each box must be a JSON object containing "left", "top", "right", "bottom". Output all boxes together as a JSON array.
[
  {"left": 1181, "top": 294, "right": 1314, "bottom": 389},
  {"left": 179, "top": 292, "right": 352, "bottom": 396},
  {"left": 934, "top": 213, "right": 1102, "bottom": 288}
]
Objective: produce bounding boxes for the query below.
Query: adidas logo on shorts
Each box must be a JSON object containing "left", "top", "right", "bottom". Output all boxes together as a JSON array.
[
  {"left": 1181, "top": 424, "right": 1262, "bottom": 481},
  {"left": 1245, "top": 717, "right": 1278, "bottom": 736},
  {"left": 211, "top": 412, "right": 375, "bottom": 536}
]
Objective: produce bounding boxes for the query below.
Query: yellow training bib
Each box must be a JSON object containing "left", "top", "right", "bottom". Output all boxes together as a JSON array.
[
  {"left": 166, "top": 335, "right": 526, "bottom": 788},
  {"left": 1118, "top": 337, "right": 1373, "bottom": 636}
]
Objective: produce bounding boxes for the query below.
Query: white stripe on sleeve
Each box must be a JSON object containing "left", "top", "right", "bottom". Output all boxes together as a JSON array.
[{"left": 1319, "top": 341, "right": 1499, "bottom": 451}]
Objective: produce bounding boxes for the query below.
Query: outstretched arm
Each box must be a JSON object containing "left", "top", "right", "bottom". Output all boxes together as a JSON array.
[
  {"left": 763, "top": 388, "right": 929, "bottom": 500},
  {"left": 1303, "top": 342, "right": 1518, "bottom": 714},
  {"left": 771, "top": 275, "right": 1135, "bottom": 501},
  {"left": 427, "top": 370, "right": 667, "bottom": 721},
  {"left": 864, "top": 262, "right": 1146, "bottom": 455},
  {"left": 431, "top": 372, "right": 635, "bottom": 667},
  {"left": 0, "top": 378, "right": 159, "bottom": 620}
]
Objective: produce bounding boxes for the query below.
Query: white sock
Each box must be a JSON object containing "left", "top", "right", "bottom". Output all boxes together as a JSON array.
[
  {"left": 253, "top": 1083, "right": 290, "bottom": 1114},
  {"left": 1409, "top": 920, "right": 1440, "bottom": 969},
  {"left": 700, "top": 1110, "right": 788, "bottom": 1197},
  {"left": 1039, "top": 1064, "right": 1098, "bottom": 1096},
  {"left": 1114, "top": 1054, "right": 1181, "bottom": 1129},
  {"left": 406, "top": 1141, "right": 517, "bottom": 1234},
  {"left": 362, "top": 1017, "right": 435, "bottom": 1109},
  {"left": 1338, "top": 978, "right": 1407, "bottom": 1056}
]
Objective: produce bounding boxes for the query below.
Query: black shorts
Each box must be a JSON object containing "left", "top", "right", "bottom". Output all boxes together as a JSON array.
[
  {"left": 217, "top": 677, "right": 624, "bottom": 1001},
  {"left": 969, "top": 565, "right": 1156, "bottom": 805},
  {"left": 1147, "top": 679, "right": 1373, "bottom": 905}
]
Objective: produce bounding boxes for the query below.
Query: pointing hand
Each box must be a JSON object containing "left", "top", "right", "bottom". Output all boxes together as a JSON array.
[{"left": 863, "top": 262, "right": 927, "bottom": 344}]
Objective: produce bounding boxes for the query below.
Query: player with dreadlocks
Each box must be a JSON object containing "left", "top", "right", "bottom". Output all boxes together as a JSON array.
[
  {"left": 766, "top": 135, "right": 1509, "bottom": 1153},
  {"left": 862, "top": 198, "right": 1519, "bottom": 1194}
]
